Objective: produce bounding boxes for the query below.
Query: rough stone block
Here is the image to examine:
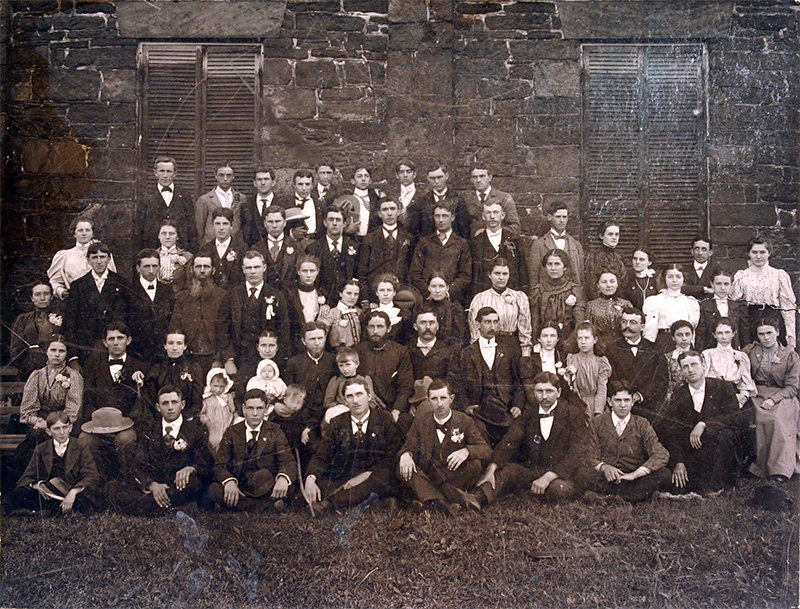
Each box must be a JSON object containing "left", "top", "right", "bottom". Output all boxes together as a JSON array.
[
  {"left": 116, "top": 1, "right": 287, "bottom": 39},
  {"left": 263, "top": 59, "right": 293, "bottom": 85},
  {"left": 484, "top": 12, "right": 551, "bottom": 31},
  {"left": 455, "top": 38, "right": 509, "bottom": 59},
  {"left": 388, "top": 0, "right": 428, "bottom": 23},
  {"left": 710, "top": 204, "right": 777, "bottom": 226},
  {"left": 338, "top": 119, "right": 390, "bottom": 144},
  {"left": 23, "top": 139, "right": 89, "bottom": 175},
  {"left": 49, "top": 68, "right": 101, "bottom": 101},
  {"left": 67, "top": 102, "right": 135, "bottom": 125},
  {"left": 344, "top": 60, "right": 386, "bottom": 85},
  {"left": 389, "top": 23, "right": 453, "bottom": 50},
  {"left": 319, "top": 86, "right": 369, "bottom": 101},
  {"left": 533, "top": 61, "right": 579, "bottom": 97},
  {"left": 559, "top": 1, "right": 734, "bottom": 40},
  {"left": 518, "top": 115, "right": 580, "bottom": 146},
  {"left": 454, "top": 57, "right": 507, "bottom": 79},
  {"left": 504, "top": 2, "right": 555, "bottom": 14},
  {"left": 385, "top": 95, "right": 455, "bottom": 119},
  {"left": 86, "top": 147, "right": 137, "bottom": 180},
  {"left": 525, "top": 146, "right": 579, "bottom": 177},
  {"left": 108, "top": 124, "right": 136, "bottom": 148},
  {"left": 509, "top": 40, "right": 579, "bottom": 61},
  {"left": 509, "top": 65, "right": 534, "bottom": 80},
  {"left": 346, "top": 0, "right": 389, "bottom": 12},
  {"left": 265, "top": 87, "right": 318, "bottom": 119},
  {"left": 287, "top": 0, "right": 340, "bottom": 12},
  {"left": 457, "top": 2, "right": 502, "bottom": 15},
  {"left": 429, "top": 0, "right": 453, "bottom": 20},
  {"left": 709, "top": 144, "right": 755, "bottom": 167},
  {"left": 296, "top": 13, "right": 366, "bottom": 32},
  {"left": 319, "top": 98, "right": 379, "bottom": 120},
  {"left": 51, "top": 14, "right": 108, "bottom": 33},
  {"left": 709, "top": 184, "right": 746, "bottom": 204},
  {"left": 387, "top": 50, "right": 452, "bottom": 96},
  {"left": 295, "top": 60, "right": 340, "bottom": 88},
  {"left": 100, "top": 69, "right": 136, "bottom": 102},
  {"left": 477, "top": 78, "right": 532, "bottom": 100},
  {"left": 734, "top": 14, "right": 797, "bottom": 32}
]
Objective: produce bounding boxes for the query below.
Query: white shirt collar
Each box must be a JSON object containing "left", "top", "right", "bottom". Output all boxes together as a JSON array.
[
  {"left": 433, "top": 412, "right": 452, "bottom": 426},
  {"left": 91, "top": 269, "right": 109, "bottom": 282},
  {"left": 538, "top": 404, "right": 556, "bottom": 416},
  {"left": 353, "top": 187, "right": 369, "bottom": 197},
  {"left": 611, "top": 411, "right": 630, "bottom": 428},
  {"left": 477, "top": 186, "right": 492, "bottom": 198},
  {"left": 437, "top": 229, "right": 452, "bottom": 243},
  {"left": 382, "top": 225, "right": 398, "bottom": 237},
  {"left": 246, "top": 282, "right": 264, "bottom": 297},
  {"left": 479, "top": 336, "right": 497, "bottom": 348},
  {"left": 326, "top": 235, "right": 342, "bottom": 249},
  {"left": 550, "top": 228, "right": 567, "bottom": 239},
  {"left": 245, "top": 421, "right": 263, "bottom": 435},
  {"left": 108, "top": 353, "right": 127, "bottom": 363},
  {"left": 486, "top": 227, "right": 502, "bottom": 238},
  {"left": 162, "top": 415, "right": 183, "bottom": 437},
  {"left": 140, "top": 276, "right": 157, "bottom": 291},
  {"left": 53, "top": 438, "right": 69, "bottom": 457},
  {"left": 259, "top": 192, "right": 274, "bottom": 203},
  {"left": 216, "top": 236, "right": 231, "bottom": 248},
  {"left": 215, "top": 186, "right": 231, "bottom": 199},
  {"left": 417, "top": 337, "right": 437, "bottom": 349},
  {"left": 689, "top": 381, "right": 706, "bottom": 396}
]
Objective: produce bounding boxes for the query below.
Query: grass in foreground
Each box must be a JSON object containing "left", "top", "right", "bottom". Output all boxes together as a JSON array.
[{"left": 1, "top": 477, "right": 797, "bottom": 609}]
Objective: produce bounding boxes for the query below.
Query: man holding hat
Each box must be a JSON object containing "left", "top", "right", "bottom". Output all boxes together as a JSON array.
[{"left": 406, "top": 304, "right": 458, "bottom": 383}]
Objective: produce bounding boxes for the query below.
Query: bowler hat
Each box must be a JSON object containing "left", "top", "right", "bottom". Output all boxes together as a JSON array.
[
  {"left": 394, "top": 284, "right": 422, "bottom": 310},
  {"left": 746, "top": 484, "right": 794, "bottom": 512},
  {"left": 80, "top": 407, "right": 134, "bottom": 434},
  {"left": 409, "top": 376, "right": 434, "bottom": 404}
]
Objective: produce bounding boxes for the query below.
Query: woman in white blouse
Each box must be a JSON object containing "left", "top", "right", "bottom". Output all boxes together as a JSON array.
[
  {"left": 731, "top": 236, "right": 797, "bottom": 350},
  {"left": 47, "top": 216, "right": 116, "bottom": 300},
  {"left": 702, "top": 317, "right": 756, "bottom": 407},
  {"left": 643, "top": 264, "right": 699, "bottom": 351}
]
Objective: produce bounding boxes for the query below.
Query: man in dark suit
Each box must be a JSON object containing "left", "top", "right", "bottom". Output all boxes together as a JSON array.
[
  {"left": 398, "top": 379, "right": 490, "bottom": 514},
  {"left": 657, "top": 352, "right": 745, "bottom": 495},
  {"left": 470, "top": 200, "right": 529, "bottom": 296},
  {"left": 355, "top": 311, "right": 415, "bottom": 429},
  {"left": 357, "top": 196, "right": 412, "bottom": 304},
  {"left": 406, "top": 305, "right": 457, "bottom": 381},
  {"left": 62, "top": 241, "right": 129, "bottom": 365},
  {"left": 385, "top": 159, "right": 420, "bottom": 227},
  {"left": 253, "top": 205, "right": 303, "bottom": 293},
  {"left": 574, "top": 380, "right": 671, "bottom": 503},
  {"left": 462, "top": 166, "right": 522, "bottom": 239},
  {"left": 170, "top": 255, "right": 227, "bottom": 374},
  {"left": 137, "top": 156, "right": 197, "bottom": 252},
  {"left": 284, "top": 321, "right": 337, "bottom": 430},
  {"left": 11, "top": 411, "right": 102, "bottom": 514},
  {"left": 241, "top": 166, "right": 280, "bottom": 246},
  {"left": 196, "top": 207, "right": 248, "bottom": 290},
  {"left": 218, "top": 250, "right": 291, "bottom": 377},
  {"left": 315, "top": 161, "right": 341, "bottom": 205},
  {"left": 304, "top": 376, "right": 403, "bottom": 513},
  {"left": 682, "top": 237, "right": 721, "bottom": 299},
  {"left": 469, "top": 371, "right": 588, "bottom": 505},
  {"left": 605, "top": 307, "right": 670, "bottom": 422},
  {"left": 455, "top": 307, "right": 532, "bottom": 446},
  {"left": 128, "top": 248, "right": 175, "bottom": 363},
  {"left": 105, "top": 385, "right": 211, "bottom": 515},
  {"left": 195, "top": 161, "right": 244, "bottom": 244},
  {"left": 283, "top": 168, "right": 326, "bottom": 241},
  {"left": 305, "top": 206, "right": 360, "bottom": 303},
  {"left": 404, "top": 162, "right": 467, "bottom": 241},
  {"left": 205, "top": 389, "right": 297, "bottom": 512},
  {"left": 695, "top": 270, "right": 750, "bottom": 350},
  {"left": 409, "top": 200, "right": 472, "bottom": 306},
  {"left": 78, "top": 322, "right": 147, "bottom": 480}
]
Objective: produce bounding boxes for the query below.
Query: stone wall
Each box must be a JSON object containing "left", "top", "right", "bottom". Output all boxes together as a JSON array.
[{"left": 1, "top": 0, "right": 798, "bottom": 323}]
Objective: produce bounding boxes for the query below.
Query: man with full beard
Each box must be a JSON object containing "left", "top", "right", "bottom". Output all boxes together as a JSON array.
[{"left": 170, "top": 255, "right": 226, "bottom": 376}]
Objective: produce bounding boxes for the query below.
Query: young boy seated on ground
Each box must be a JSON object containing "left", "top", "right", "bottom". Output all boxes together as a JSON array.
[
  {"left": 105, "top": 385, "right": 211, "bottom": 516},
  {"left": 204, "top": 389, "right": 297, "bottom": 512},
  {"left": 322, "top": 347, "right": 383, "bottom": 424},
  {"left": 266, "top": 384, "right": 317, "bottom": 472},
  {"left": 574, "top": 380, "right": 671, "bottom": 503},
  {"left": 11, "top": 412, "right": 102, "bottom": 515}
]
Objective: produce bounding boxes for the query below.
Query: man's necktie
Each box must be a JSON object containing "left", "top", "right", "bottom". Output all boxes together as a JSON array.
[
  {"left": 438, "top": 233, "right": 447, "bottom": 245},
  {"left": 247, "top": 431, "right": 258, "bottom": 453},
  {"left": 109, "top": 359, "right": 124, "bottom": 366},
  {"left": 161, "top": 186, "right": 172, "bottom": 193},
  {"left": 147, "top": 283, "right": 155, "bottom": 291},
  {"left": 331, "top": 240, "right": 340, "bottom": 257},
  {"left": 354, "top": 421, "right": 366, "bottom": 438},
  {"left": 616, "top": 421, "right": 625, "bottom": 437},
  {"left": 269, "top": 243, "right": 280, "bottom": 262},
  {"left": 249, "top": 286, "right": 257, "bottom": 300},
  {"left": 387, "top": 231, "right": 396, "bottom": 244},
  {"left": 479, "top": 192, "right": 487, "bottom": 203}
]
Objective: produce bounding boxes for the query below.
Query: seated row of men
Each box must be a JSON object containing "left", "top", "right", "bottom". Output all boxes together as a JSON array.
[{"left": 11, "top": 355, "right": 746, "bottom": 517}]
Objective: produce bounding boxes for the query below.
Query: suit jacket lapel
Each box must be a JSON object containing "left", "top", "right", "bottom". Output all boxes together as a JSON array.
[
  {"left": 64, "top": 440, "right": 78, "bottom": 476},
  {"left": 43, "top": 441, "right": 54, "bottom": 476}
]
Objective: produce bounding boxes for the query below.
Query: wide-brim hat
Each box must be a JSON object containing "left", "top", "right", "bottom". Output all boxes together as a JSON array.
[
  {"left": 284, "top": 207, "right": 310, "bottom": 224},
  {"left": 409, "top": 376, "right": 434, "bottom": 404},
  {"left": 746, "top": 484, "right": 794, "bottom": 511},
  {"left": 332, "top": 194, "right": 360, "bottom": 211},
  {"left": 81, "top": 407, "right": 134, "bottom": 434},
  {"left": 394, "top": 284, "right": 422, "bottom": 310},
  {"left": 472, "top": 396, "right": 513, "bottom": 428}
]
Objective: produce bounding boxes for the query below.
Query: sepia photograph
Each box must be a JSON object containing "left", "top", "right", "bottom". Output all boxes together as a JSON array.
[{"left": 0, "top": 0, "right": 798, "bottom": 607}]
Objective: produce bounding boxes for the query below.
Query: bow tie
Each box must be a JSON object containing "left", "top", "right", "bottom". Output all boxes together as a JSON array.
[
  {"left": 538, "top": 410, "right": 555, "bottom": 419},
  {"left": 146, "top": 283, "right": 155, "bottom": 291},
  {"left": 109, "top": 359, "right": 124, "bottom": 366},
  {"left": 161, "top": 186, "right": 172, "bottom": 193},
  {"left": 435, "top": 421, "right": 449, "bottom": 434}
]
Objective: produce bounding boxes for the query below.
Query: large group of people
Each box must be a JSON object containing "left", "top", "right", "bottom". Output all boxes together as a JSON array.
[{"left": 5, "top": 156, "right": 798, "bottom": 517}]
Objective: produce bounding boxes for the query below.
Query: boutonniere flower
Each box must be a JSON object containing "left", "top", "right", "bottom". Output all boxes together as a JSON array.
[
  {"left": 347, "top": 245, "right": 357, "bottom": 256},
  {"left": 173, "top": 438, "right": 188, "bottom": 451},
  {"left": 226, "top": 251, "right": 237, "bottom": 262},
  {"left": 176, "top": 255, "right": 187, "bottom": 266},
  {"left": 505, "top": 241, "right": 516, "bottom": 256},
  {"left": 502, "top": 291, "right": 515, "bottom": 304},
  {"left": 265, "top": 296, "right": 275, "bottom": 305},
  {"left": 180, "top": 371, "right": 193, "bottom": 382},
  {"left": 317, "top": 295, "right": 326, "bottom": 305},
  {"left": 565, "top": 294, "right": 577, "bottom": 307},
  {"left": 402, "top": 239, "right": 410, "bottom": 248},
  {"left": 286, "top": 246, "right": 294, "bottom": 255},
  {"left": 55, "top": 372, "right": 70, "bottom": 389},
  {"left": 48, "top": 313, "right": 63, "bottom": 327},
  {"left": 450, "top": 428, "right": 465, "bottom": 443},
  {"left": 533, "top": 434, "right": 543, "bottom": 444},
  {"left": 113, "top": 370, "right": 123, "bottom": 384},
  {"left": 613, "top": 303, "right": 622, "bottom": 312}
]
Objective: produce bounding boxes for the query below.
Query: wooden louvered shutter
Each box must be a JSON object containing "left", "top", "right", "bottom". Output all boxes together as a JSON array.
[
  {"left": 138, "top": 44, "right": 262, "bottom": 201},
  {"left": 581, "top": 44, "right": 707, "bottom": 266}
]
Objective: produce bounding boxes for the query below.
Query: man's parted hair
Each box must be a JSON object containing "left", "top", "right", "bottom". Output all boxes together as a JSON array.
[
  {"left": 157, "top": 384, "right": 184, "bottom": 401},
  {"left": 677, "top": 350, "right": 704, "bottom": 365},
  {"left": 621, "top": 306, "right": 645, "bottom": 324},
  {"left": 607, "top": 379, "right": 633, "bottom": 398},
  {"left": 427, "top": 378, "right": 453, "bottom": 396},
  {"left": 343, "top": 375, "right": 370, "bottom": 393},
  {"left": 302, "top": 320, "right": 329, "bottom": 337},
  {"left": 137, "top": 248, "right": 160, "bottom": 264},
  {"left": 532, "top": 371, "right": 561, "bottom": 388},
  {"left": 211, "top": 207, "right": 234, "bottom": 223},
  {"left": 475, "top": 306, "right": 498, "bottom": 323}
]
